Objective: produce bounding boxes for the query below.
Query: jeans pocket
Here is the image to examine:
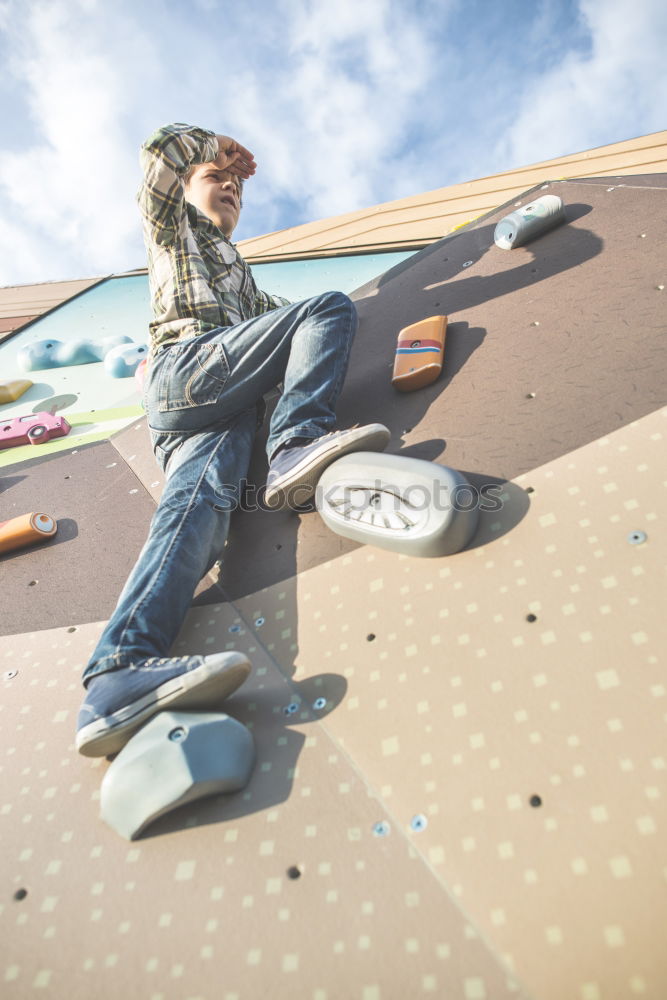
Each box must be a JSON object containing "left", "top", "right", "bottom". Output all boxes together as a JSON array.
[{"left": 155, "top": 341, "right": 230, "bottom": 412}]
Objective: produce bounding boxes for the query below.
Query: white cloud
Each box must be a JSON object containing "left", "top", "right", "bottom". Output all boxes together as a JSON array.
[
  {"left": 0, "top": 0, "right": 153, "bottom": 285},
  {"left": 219, "top": 0, "right": 445, "bottom": 226},
  {"left": 494, "top": 0, "right": 667, "bottom": 169}
]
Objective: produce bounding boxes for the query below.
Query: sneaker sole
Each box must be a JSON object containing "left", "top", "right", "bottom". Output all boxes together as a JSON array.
[
  {"left": 264, "top": 424, "right": 390, "bottom": 511},
  {"left": 76, "top": 652, "right": 251, "bottom": 758}
]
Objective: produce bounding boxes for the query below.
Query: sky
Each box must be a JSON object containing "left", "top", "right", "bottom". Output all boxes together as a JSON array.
[{"left": 0, "top": 0, "right": 665, "bottom": 287}]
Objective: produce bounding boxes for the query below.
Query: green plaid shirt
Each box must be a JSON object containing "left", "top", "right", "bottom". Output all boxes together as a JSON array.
[{"left": 138, "top": 124, "right": 290, "bottom": 353}]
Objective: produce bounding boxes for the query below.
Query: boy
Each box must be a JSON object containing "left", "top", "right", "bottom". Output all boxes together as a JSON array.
[{"left": 75, "top": 124, "right": 390, "bottom": 757}]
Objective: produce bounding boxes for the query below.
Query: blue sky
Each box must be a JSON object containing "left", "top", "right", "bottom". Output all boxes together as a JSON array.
[{"left": 0, "top": 0, "right": 665, "bottom": 286}]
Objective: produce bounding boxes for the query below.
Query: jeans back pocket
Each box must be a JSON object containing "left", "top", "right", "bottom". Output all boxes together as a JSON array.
[{"left": 154, "top": 341, "right": 230, "bottom": 412}]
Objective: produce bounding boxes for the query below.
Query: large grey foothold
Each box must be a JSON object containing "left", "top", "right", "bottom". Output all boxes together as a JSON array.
[
  {"left": 316, "top": 452, "right": 479, "bottom": 557},
  {"left": 494, "top": 194, "right": 565, "bottom": 249},
  {"left": 100, "top": 711, "right": 255, "bottom": 840}
]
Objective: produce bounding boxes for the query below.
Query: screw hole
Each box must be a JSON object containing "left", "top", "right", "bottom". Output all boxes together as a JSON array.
[
  {"left": 526, "top": 613, "right": 538, "bottom": 623},
  {"left": 287, "top": 865, "right": 302, "bottom": 880},
  {"left": 529, "top": 795, "right": 543, "bottom": 808},
  {"left": 372, "top": 821, "right": 390, "bottom": 837},
  {"left": 14, "top": 888, "right": 28, "bottom": 901},
  {"left": 410, "top": 813, "right": 428, "bottom": 832},
  {"left": 366, "top": 633, "right": 376, "bottom": 642},
  {"left": 525, "top": 487, "right": 535, "bottom": 494},
  {"left": 28, "top": 580, "right": 38, "bottom": 587},
  {"left": 67, "top": 626, "right": 77, "bottom": 633}
]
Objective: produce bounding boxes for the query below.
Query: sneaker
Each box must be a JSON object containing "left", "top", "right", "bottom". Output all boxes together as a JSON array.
[
  {"left": 264, "top": 423, "right": 391, "bottom": 510},
  {"left": 76, "top": 651, "right": 251, "bottom": 758}
]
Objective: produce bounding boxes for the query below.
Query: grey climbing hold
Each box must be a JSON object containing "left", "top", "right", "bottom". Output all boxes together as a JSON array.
[
  {"left": 316, "top": 452, "right": 479, "bottom": 558},
  {"left": 494, "top": 195, "right": 565, "bottom": 249},
  {"left": 100, "top": 711, "right": 255, "bottom": 840}
]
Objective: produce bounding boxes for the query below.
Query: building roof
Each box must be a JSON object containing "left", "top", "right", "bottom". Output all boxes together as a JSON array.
[{"left": 237, "top": 128, "right": 667, "bottom": 260}]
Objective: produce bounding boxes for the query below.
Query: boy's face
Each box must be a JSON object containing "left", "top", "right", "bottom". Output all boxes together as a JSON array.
[{"left": 184, "top": 164, "right": 242, "bottom": 236}]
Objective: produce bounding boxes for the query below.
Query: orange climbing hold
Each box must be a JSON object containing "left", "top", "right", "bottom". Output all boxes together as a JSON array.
[
  {"left": 392, "top": 315, "right": 447, "bottom": 392},
  {"left": 0, "top": 512, "right": 57, "bottom": 555}
]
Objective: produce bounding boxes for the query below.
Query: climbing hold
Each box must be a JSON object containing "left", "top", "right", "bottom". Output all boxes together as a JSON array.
[
  {"left": 1, "top": 412, "right": 71, "bottom": 450},
  {"left": 135, "top": 357, "right": 148, "bottom": 392},
  {"left": 392, "top": 316, "right": 447, "bottom": 392},
  {"left": 316, "top": 452, "right": 479, "bottom": 558},
  {"left": 0, "top": 379, "right": 33, "bottom": 404},
  {"left": 17, "top": 334, "right": 133, "bottom": 372},
  {"left": 104, "top": 342, "right": 149, "bottom": 379},
  {"left": 0, "top": 512, "right": 57, "bottom": 556},
  {"left": 100, "top": 710, "right": 255, "bottom": 840},
  {"left": 494, "top": 195, "right": 565, "bottom": 249}
]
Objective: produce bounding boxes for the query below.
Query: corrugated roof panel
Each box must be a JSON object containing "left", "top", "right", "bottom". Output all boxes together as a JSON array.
[{"left": 0, "top": 276, "right": 104, "bottom": 323}]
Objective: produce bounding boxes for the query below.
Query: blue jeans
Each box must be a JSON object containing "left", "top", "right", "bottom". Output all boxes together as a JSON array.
[{"left": 83, "top": 291, "right": 357, "bottom": 685}]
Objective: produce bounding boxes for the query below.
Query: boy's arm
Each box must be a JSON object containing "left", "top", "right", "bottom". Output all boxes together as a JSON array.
[
  {"left": 137, "top": 124, "right": 256, "bottom": 246},
  {"left": 253, "top": 287, "right": 293, "bottom": 315}
]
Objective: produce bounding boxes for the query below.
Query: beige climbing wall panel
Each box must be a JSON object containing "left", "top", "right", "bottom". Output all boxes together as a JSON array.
[
  {"left": 231, "top": 405, "right": 667, "bottom": 1000},
  {"left": 1, "top": 615, "right": 525, "bottom": 1000}
]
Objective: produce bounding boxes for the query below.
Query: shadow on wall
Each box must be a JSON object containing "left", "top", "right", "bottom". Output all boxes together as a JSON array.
[{"left": 136, "top": 671, "right": 349, "bottom": 838}]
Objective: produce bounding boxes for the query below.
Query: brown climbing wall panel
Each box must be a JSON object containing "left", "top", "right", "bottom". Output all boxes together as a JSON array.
[
  {"left": 220, "top": 176, "right": 667, "bottom": 600},
  {"left": 0, "top": 442, "right": 156, "bottom": 634}
]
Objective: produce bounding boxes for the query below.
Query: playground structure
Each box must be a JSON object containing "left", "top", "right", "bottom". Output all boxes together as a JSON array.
[{"left": 1, "top": 131, "right": 667, "bottom": 999}]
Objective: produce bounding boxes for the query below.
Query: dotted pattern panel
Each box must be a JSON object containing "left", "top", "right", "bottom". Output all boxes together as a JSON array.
[
  {"left": 0, "top": 614, "right": 526, "bottom": 1000},
  {"left": 233, "top": 406, "right": 667, "bottom": 1000}
]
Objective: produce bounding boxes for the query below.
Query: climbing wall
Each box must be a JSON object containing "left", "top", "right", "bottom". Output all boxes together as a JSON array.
[
  {"left": 1, "top": 175, "right": 666, "bottom": 1000},
  {"left": 0, "top": 275, "right": 149, "bottom": 469}
]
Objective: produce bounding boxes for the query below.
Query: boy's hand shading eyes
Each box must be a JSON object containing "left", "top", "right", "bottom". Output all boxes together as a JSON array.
[{"left": 215, "top": 135, "right": 257, "bottom": 179}]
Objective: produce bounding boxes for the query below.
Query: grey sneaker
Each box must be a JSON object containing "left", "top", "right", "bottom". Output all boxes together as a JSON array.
[
  {"left": 76, "top": 652, "right": 251, "bottom": 758},
  {"left": 264, "top": 423, "right": 390, "bottom": 510}
]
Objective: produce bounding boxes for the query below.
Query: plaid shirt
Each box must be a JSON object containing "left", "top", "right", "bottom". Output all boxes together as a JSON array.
[{"left": 138, "top": 124, "right": 290, "bottom": 352}]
